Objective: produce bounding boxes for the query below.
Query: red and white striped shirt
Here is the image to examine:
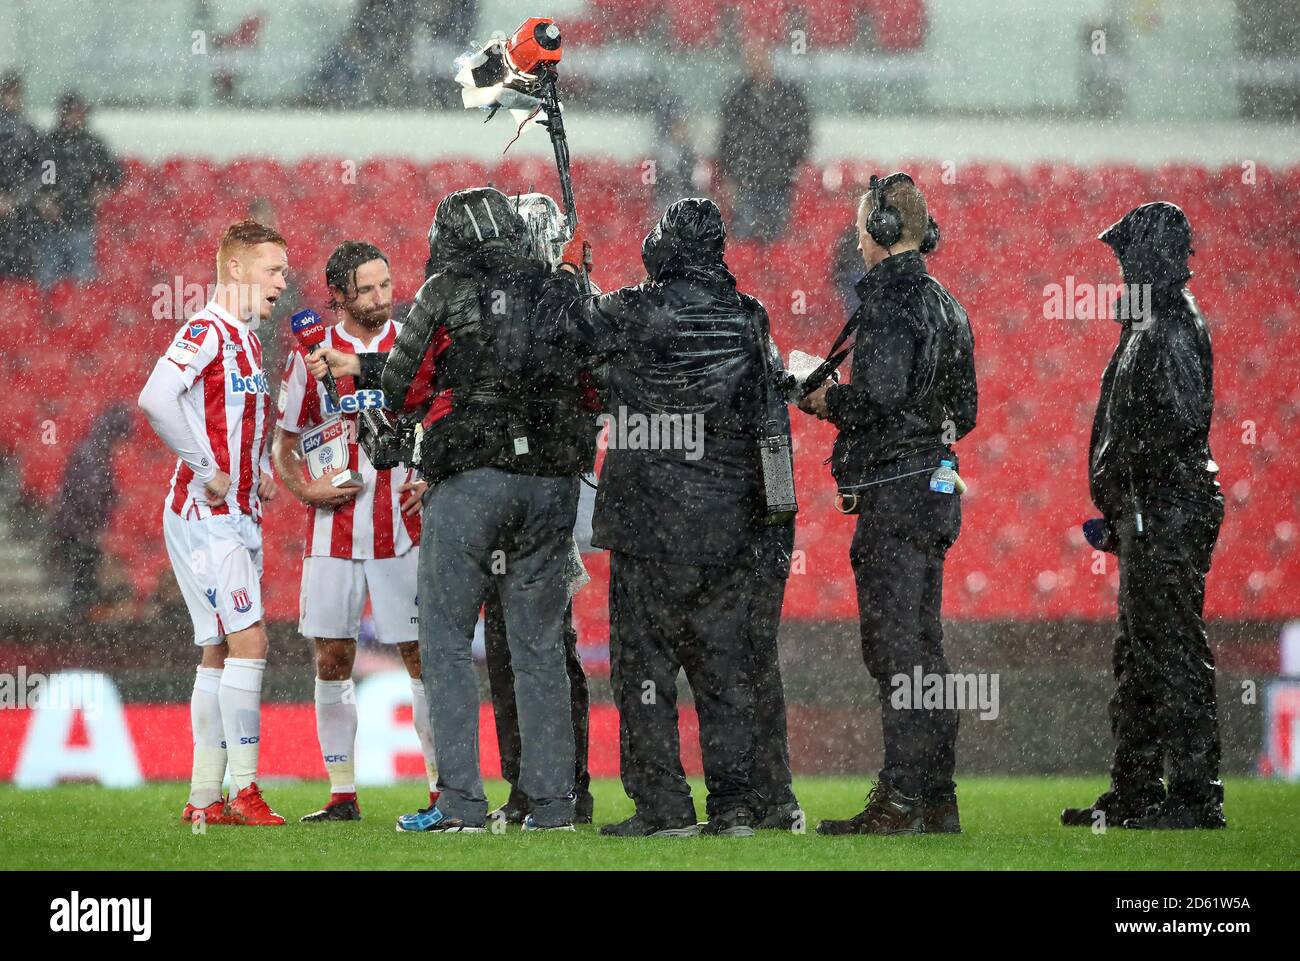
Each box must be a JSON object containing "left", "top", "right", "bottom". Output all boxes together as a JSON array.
[
  {"left": 278, "top": 319, "right": 420, "bottom": 560},
  {"left": 159, "top": 302, "right": 272, "bottom": 521}
]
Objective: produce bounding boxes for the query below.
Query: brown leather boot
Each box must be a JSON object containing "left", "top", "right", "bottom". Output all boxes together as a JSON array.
[
  {"left": 922, "top": 793, "right": 961, "bottom": 834},
  {"left": 816, "top": 782, "right": 924, "bottom": 836}
]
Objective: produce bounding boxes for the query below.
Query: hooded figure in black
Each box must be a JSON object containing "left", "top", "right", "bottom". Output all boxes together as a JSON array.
[
  {"left": 538, "top": 197, "right": 797, "bottom": 836},
  {"left": 1062, "top": 202, "right": 1226, "bottom": 830}
]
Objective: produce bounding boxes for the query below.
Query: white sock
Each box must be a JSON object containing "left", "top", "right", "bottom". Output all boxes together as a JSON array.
[
  {"left": 315, "top": 678, "right": 357, "bottom": 795},
  {"left": 409, "top": 676, "right": 438, "bottom": 792},
  {"left": 219, "top": 658, "right": 266, "bottom": 792},
  {"left": 189, "top": 666, "right": 226, "bottom": 807}
]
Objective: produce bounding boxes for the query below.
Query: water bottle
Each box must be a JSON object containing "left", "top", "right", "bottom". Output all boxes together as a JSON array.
[{"left": 929, "top": 459, "right": 959, "bottom": 495}]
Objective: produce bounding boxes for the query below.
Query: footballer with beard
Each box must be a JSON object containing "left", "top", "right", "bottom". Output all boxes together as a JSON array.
[{"left": 271, "top": 241, "right": 436, "bottom": 821}]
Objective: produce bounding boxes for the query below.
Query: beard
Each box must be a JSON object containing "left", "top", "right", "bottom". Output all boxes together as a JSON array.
[{"left": 352, "top": 302, "right": 391, "bottom": 330}]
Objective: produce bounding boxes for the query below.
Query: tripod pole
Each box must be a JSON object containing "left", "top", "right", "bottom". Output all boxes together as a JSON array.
[{"left": 538, "top": 68, "right": 590, "bottom": 294}]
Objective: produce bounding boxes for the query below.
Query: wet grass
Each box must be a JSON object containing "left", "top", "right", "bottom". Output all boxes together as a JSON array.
[{"left": 3, "top": 777, "right": 1295, "bottom": 871}]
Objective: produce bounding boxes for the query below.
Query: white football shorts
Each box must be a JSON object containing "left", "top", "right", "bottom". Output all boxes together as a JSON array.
[
  {"left": 162, "top": 509, "right": 264, "bottom": 646},
  {"left": 298, "top": 549, "right": 420, "bottom": 644}
]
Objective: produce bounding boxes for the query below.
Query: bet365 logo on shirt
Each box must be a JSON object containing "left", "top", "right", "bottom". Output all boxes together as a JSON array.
[
  {"left": 228, "top": 371, "right": 269, "bottom": 395},
  {"left": 325, "top": 389, "right": 386, "bottom": 415}
]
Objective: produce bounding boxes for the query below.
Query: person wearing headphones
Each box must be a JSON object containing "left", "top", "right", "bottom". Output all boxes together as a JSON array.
[{"left": 798, "top": 173, "right": 978, "bottom": 835}]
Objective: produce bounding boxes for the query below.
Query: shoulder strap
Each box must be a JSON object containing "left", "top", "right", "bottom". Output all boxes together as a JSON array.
[
  {"left": 800, "top": 306, "right": 863, "bottom": 397},
  {"left": 741, "top": 296, "right": 781, "bottom": 428}
]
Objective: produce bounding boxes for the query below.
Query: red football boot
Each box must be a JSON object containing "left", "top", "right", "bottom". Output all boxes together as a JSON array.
[
  {"left": 181, "top": 798, "right": 231, "bottom": 825},
  {"left": 227, "top": 782, "right": 286, "bottom": 826}
]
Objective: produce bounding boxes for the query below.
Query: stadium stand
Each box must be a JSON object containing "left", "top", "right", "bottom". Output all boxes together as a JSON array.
[
  {"left": 564, "top": 0, "right": 925, "bottom": 51},
  {"left": 3, "top": 156, "right": 1296, "bottom": 623}
]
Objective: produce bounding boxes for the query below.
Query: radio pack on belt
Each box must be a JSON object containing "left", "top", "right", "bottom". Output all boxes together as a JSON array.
[{"left": 746, "top": 301, "right": 797, "bottom": 526}]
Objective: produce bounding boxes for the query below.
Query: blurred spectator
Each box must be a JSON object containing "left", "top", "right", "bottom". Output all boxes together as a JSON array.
[
  {"left": 308, "top": 0, "right": 478, "bottom": 108},
  {"left": 33, "top": 93, "right": 123, "bottom": 289},
  {"left": 412, "top": 0, "right": 482, "bottom": 108},
  {"left": 50, "top": 405, "right": 134, "bottom": 612},
  {"left": 866, "top": 0, "right": 929, "bottom": 52},
  {"left": 1237, "top": 0, "right": 1300, "bottom": 120},
  {"left": 716, "top": 36, "right": 812, "bottom": 243},
  {"left": 311, "top": 28, "right": 367, "bottom": 107},
  {"left": 651, "top": 98, "right": 699, "bottom": 209},
  {"left": 0, "top": 71, "right": 42, "bottom": 279},
  {"left": 1079, "top": 18, "right": 1127, "bottom": 118}
]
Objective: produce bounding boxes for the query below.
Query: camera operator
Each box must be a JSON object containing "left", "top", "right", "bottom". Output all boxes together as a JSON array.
[
  {"left": 1061, "top": 202, "right": 1226, "bottom": 831},
  {"left": 308, "top": 187, "right": 587, "bottom": 833},
  {"left": 537, "top": 197, "right": 792, "bottom": 838},
  {"left": 483, "top": 193, "right": 597, "bottom": 828},
  {"left": 799, "top": 173, "right": 977, "bottom": 836},
  {"left": 309, "top": 198, "right": 598, "bottom": 832}
]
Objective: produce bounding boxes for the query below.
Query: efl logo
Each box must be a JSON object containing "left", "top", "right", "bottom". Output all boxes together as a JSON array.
[
  {"left": 325, "top": 389, "right": 386, "bottom": 415},
  {"left": 228, "top": 371, "right": 269, "bottom": 395},
  {"left": 50, "top": 891, "right": 151, "bottom": 941}
]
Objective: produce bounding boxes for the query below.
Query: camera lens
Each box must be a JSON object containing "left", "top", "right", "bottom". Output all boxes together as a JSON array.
[{"left": 536, "top": 22, "right": 561, "bottom": 50}]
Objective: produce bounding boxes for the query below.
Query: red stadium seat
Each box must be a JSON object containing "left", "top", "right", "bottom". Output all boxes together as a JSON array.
[
  {"left": 668, "top": 0, "right": 726, "bottom": 48},
  {"left": 222, "top": 157, "right": 290, "bottom": 200},
  {"left": 804, "top": 0, "right": 865, "bottom": 46},
  {"left": 865, "top": 0, "right": 927, "bottom": 51}
]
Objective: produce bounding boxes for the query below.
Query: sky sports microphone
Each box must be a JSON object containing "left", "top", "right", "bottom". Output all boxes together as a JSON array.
[
  {"left": 289, "top": 308, "right": 367, "bottom": 488},
  {"left": 290, "top": 308, "right": 400, "bottom": 477},
  {"left": 290, "top": 308, "right": 343, "bottom": 406}
]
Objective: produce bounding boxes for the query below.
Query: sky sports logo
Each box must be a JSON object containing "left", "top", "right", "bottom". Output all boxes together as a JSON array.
[
  {"left": 50, "top": 892, "right": 151, "bottom": 941},
  {"left": 228, "top": 371, "right": 269, "bottom": 395}
]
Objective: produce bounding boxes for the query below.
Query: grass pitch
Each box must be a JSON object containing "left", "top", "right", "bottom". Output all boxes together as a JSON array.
[{"left": 3, "top": 777, "right": 1296, "bottom": 871}]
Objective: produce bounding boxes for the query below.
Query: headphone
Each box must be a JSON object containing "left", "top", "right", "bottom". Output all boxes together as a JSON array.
[{"left": 867, "top": 172, "right": 941, "bottom": 256}]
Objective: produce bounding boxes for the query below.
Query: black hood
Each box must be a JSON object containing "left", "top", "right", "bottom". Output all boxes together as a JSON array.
[
  {"left": 641, "top": 197, "right": 734, "bottom": 284},
  {"left": 1099, "top": 201, "right": 1194, "bottom": 292},
  {"left": 427, "top": 186, "right": 526, "bottom": 266}
]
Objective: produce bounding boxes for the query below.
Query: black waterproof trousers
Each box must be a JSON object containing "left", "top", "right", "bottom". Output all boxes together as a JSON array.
[
  {"left": 1109, "top": 490, "right": 1225, "bottom": 805},
  {"left": 849, "top": 472, "right": 962, "bottom": 801},
  {"left": 608, "top": 551, "right": 758, "bottom": 822},
  {"left": 750, "top": 525, "right": 798, "bottom": 817}
]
